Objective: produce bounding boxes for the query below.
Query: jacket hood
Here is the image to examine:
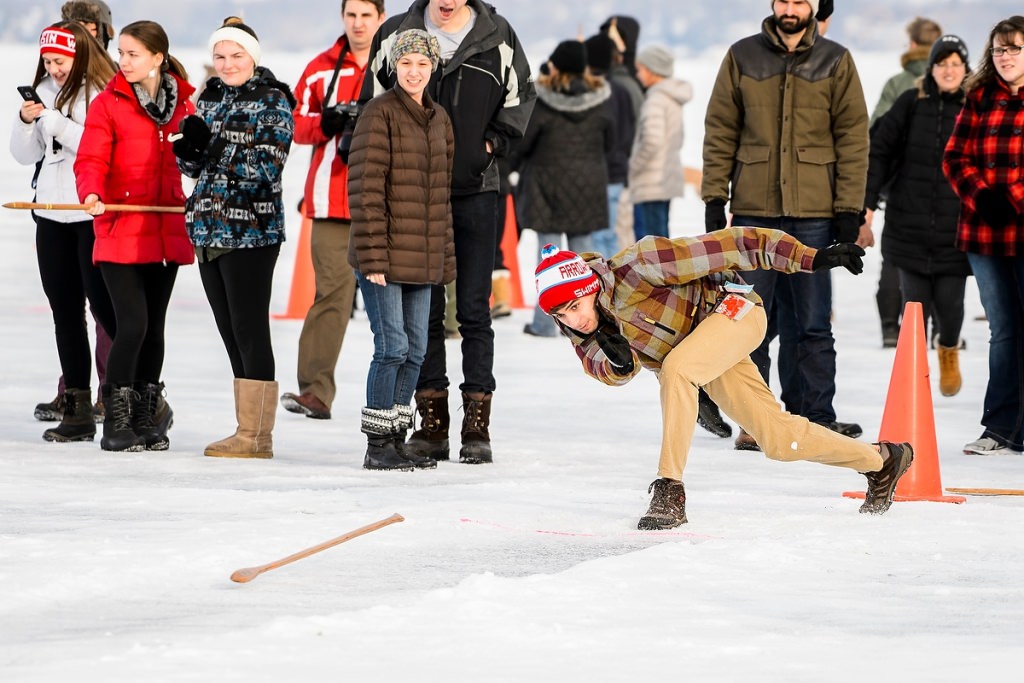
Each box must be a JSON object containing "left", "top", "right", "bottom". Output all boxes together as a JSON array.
[
  {"left": 760, "top": 15, "right": 817, "bottom": 54},
  {"left": 648, "top": 77, "right": 693, "bottom": 105},
  {"left": 536, "top": 80, "right": 611, "bottom": 114},
  {"left": 900, "top": 44, "right": 931, "bottom": 70},
  {"left": 201, "top": 66, "right": 297, "bottom": 109}
]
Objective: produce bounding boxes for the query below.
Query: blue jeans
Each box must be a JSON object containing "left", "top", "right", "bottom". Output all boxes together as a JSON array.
[
  {"left": 590, "top": 183, "right": 624, "bottom": 257},
  {"left": 528, "top": 232, "right": 595, "bottom": 336},
  {"left": 731, "top": 216, "right": 838, "bottom": 424},
  {"left": 357, "top": 274, "right": 431, "bottom": 410},
  {"left": 633, "top": 200, "right": 670, "bottom": 240},
  {"left": 419, "top": 192, "right": 498, "bottom": 394},
  {"left": 966, "top": 252, "right": 1024, "bottom": 450}
]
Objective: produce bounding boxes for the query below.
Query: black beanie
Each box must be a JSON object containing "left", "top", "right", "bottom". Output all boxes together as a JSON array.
[
  {"left": 549, "top": 40, "right": 587, "bottom": 75},
  {"left": 929, "top": 34, "right": 969, "bottom": 68},
  {"left": 584, "top": 33, "right": 615, "bottom": 72},
  {"left": 816, "top": 0, "right": 834, "bottom": 21}
]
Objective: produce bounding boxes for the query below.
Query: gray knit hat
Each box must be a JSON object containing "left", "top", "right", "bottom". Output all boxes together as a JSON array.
[
  {"left": 390, "top": 29, "right": 442, "bottom": 72},
  {"left": 636, "top": 45, "right": 674, "bottom": 78}
]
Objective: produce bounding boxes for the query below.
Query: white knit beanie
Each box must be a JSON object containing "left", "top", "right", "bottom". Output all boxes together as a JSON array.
[
  {"left": 208, "top": 23, "right": 261, "bottom": 66},
  {"left": 772, "top": 0, "right": 819, "bottom": 15}
]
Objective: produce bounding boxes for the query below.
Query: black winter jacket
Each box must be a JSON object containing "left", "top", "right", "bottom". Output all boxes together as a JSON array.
[
  {"left": 509, "top": 78, "right": 612, "bottom": 236},
  {"left": 865, "top": 79, "right": 971, "bottom": 277}
]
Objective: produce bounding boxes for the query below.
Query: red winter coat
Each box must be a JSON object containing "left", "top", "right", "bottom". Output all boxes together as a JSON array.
[
  {"left": 75, "top": 71, "right": 195, "bottom": 265},
  {"left": 293, "top": 36, "right": 368, "bottom": 219}
]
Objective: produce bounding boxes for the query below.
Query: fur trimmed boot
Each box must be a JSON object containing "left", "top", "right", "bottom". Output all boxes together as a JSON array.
[
  {"left": 406, "top": 389, "right": 451, "bottom": 460},
  {"left": 100, "top": 383, "right": 145, "bottom": 452},
  {"left": 459, "top": 391, "right": 493, "bottom": 464},
  {"left": 43, "top": 388, "right": 95, "bottom": 442},
  {"left": 204, "top": 379, "right": 277, "bottom": 459},
  {"left": 394, "top": 404, "right": 436, "bottom": 469},
  {"left": 362, "top": 407, "right": 414, "bottom": 471}
]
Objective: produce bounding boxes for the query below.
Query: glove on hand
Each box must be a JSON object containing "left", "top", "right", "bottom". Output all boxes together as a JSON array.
[
  {"left": 974, "top": 188, "right": 1018, "bottom": 228},
  {"left": 833, "top": 211, "right": 863, "bottom": 244},
  {"left": 320, "top": 107, "right": 348, "bottom": 137},
  {"left": 172, "top": 115, "right": 212, "bottom": 162},
  {"left": 36, "top": 109, "right": 68, "bottom": 139},
  {"left": 595, "top": 329, "right": 635, "bottom": 375},
  {"left": 812, "top": 243, "right": 866, "bottom": 275},
  {"left": 705, "top": 199, "right": 727, "bottom": 232}
]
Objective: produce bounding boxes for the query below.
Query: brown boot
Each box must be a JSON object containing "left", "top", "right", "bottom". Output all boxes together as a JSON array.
[
  {"left": 406, "top": 389, "right": 450, "bottom": 460},
  {"left": 43, "top": 388, "right": 95, "bottom": 442},
  {"left": 459, "top": 391, "right": 492, "bottom": 464},
  {"left": 204, "top": 379, "right": 277, "bottom": 459},
  {"left": 937, "top": 343, "right": 962, "bottom": 397},
  {"left": 490, "top": 270, "right": 512, "bottom": 318},
  {"left": 734, "top": 428, "right": 761, "bottom": 451}
]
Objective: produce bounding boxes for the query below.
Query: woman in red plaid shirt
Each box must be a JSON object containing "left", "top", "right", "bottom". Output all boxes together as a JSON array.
[{"left": 943, "top": 15, "right": 1024, "bottom": 456}]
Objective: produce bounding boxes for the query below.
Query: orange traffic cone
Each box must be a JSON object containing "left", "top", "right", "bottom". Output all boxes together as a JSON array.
[
  {"left": 843, "top": 301, "right": 966, "bottom": 505},
  {"left": 273, "top": 215, "right": 315, "bottom": 320},
  {"left": 500, "top": 194, "right": 526, "bottom": 309}
]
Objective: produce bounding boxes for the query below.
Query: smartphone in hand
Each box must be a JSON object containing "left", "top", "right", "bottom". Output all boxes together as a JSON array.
[{"left": 17, "top": 85, "right": 43, "bottom": 105}]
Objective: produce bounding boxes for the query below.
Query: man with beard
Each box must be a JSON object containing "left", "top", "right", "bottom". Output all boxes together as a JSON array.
[{"left": 702, "top": 0, "right": 870, "bottom": 451}]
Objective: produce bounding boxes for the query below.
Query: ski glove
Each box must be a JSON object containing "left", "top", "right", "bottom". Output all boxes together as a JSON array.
[
  {"left": 595, "top": 329, "right": 635, "bottom": 375},
  {"left": 172, "top": 115, "right": 212, "bottom": 162},
  {"left": 974, "top": 188, "right": 1018, "bottom": 228},
  {"left": 812, "top": 243, "right": 865, "bottom": 275},
  {"left": 320, "top": 107, "right": 349, "bottom": 137},
  {"left": 833, "top": 211, "right": 863, "bottom": 243},
  {"left": 705, "top": 199, "right": 727, "bottom": 232}
]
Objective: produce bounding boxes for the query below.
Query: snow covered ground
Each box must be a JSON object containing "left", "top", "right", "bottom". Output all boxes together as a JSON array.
[{"left": 1, "top": 45, "right": 1022, "bottom": 682}]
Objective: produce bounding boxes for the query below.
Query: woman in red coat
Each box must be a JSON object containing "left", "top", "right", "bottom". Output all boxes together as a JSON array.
[{"left": 75, "top": 20, "right": 195, "bottom": 452}]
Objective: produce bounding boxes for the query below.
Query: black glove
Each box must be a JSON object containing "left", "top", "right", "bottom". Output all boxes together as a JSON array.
[
  {"left": 833, "top": 211, "right": 863, "bottom": 244},
  {"left": 172, "top": 115, "right": 211, "bottom": 162},
  {"left": 320, "top": 107, "right": 348, "bottom": 137},
  {"left": 974, "top": 188, "right": 1018, "bottom": 228},
  {"left": 595, "top": 329, "right": 635, "bottom": 375},
  {"left": 812, "top": 243, "right": 866, "bottom": 275},
  {"left": 705, "top": 199, "right": 727, "bottom": 232}
]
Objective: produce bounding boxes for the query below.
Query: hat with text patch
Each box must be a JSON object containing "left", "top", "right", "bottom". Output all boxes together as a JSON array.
[{"left": 534, "top": 244, "right": 601, "bottom": 314}]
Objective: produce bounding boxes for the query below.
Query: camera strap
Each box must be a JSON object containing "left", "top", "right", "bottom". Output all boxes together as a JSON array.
[{"left": 322, "top": 40, "right": 351, "bottom": 108}]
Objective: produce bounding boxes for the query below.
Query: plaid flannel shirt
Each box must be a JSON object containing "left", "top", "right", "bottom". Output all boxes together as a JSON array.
[
  {"left": 943, "top": 80, "right": 1024, "bottom": 256},
  {"left": 560, "top": 228, "right": 816, "bottom": 386}
]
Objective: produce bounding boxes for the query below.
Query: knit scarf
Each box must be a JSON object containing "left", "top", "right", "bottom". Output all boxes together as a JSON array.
[{"left": 133, "top": 72, "right": 178, "bottom": 126}]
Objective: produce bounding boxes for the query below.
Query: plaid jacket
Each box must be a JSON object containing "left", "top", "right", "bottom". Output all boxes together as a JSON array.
[
  {"left": 943, "top": 80, "right": 1024, "bottom": 255},
  {"left": 561, "top": 228, "right": 816, "bottom": 386}
]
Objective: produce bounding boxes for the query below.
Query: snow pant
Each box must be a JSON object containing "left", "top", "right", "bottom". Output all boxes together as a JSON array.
[
  {"left": 35, "top": 216, "right": 116, "bottom": 391},
  {"left": 198, "top": 244, "right": 280, "bottom": 381},
  {"left": 295, "top": 218, "right": 356, "bottom": 408},
  {"left": 656, "top": 305, "right": 882, "bottom": 481},
  {"left": 897, "top": 268, "right": 966, "bottom": 349},
  {"left": 99, "top": 261, "right": 177, "bottom": 385}
]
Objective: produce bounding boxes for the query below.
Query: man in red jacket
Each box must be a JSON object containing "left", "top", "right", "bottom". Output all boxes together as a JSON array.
[{"left": 280, "top": 0, "right": 386, "bottom": 420}]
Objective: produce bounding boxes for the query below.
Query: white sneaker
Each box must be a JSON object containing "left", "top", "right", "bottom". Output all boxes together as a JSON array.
[{"left": 963, "top": 436, "right": 1021, "bottom": 456}]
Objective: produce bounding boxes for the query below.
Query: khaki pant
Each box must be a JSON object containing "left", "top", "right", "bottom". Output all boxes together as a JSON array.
[
  {"left": 657, "top": 306, "right": 882, "bottom": 480},
  {"left": 295, "top": 219, "right": 356, "bottom": 408}
]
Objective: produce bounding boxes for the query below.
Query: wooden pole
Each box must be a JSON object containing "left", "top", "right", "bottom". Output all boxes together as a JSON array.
[
  {"left": 945, "top": 487, "right": 1024, "bottom": 496},
  {"left": 229, "top": 513, "right": 405, "bottom": 583},
  {"left": 3, "top": 201, "right": 184, "bottom": 214}
]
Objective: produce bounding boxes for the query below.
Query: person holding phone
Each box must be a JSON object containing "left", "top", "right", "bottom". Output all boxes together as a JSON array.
[
  {"left": 9, "top": 21, "right": 118, "bottom": 443},
  {"left": 75, "top": 20, "right": 195, "bottom": 452}
]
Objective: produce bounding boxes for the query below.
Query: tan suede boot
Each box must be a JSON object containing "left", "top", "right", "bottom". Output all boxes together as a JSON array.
[
  {"left": 937, "top": 344, "right": 962, "bottom": 397},
  {"left": 490, "top": 270, "right": 512, "bottom": 318},
  {"left": 204, "top": 379, "right": 278, "bottom": 459}
]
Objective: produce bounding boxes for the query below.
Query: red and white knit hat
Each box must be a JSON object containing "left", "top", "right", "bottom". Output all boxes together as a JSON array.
[
  {"left": 534, "top": 244, "right": 601, "bottom": 314},
  {"left": 39, "top": 27, "right": 76, "bottom": 57}
]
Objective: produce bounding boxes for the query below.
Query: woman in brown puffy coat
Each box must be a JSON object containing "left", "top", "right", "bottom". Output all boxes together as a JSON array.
[{"left": 347, "top": 29, "right": 454, "bottom": 472}]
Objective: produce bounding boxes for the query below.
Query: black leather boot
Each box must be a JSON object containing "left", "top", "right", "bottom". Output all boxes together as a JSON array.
[
  {"left": 362, "top": 407, "right": 414, "bottom": 471},
  {"left": 132, "top": 382, "right": 170, "bottom": 450},
  {"left": 459, "top": 392, "right": 492, "bottom": 464},
  {"left": 100, "top": 384, "right": 145, "bottom": 452}
]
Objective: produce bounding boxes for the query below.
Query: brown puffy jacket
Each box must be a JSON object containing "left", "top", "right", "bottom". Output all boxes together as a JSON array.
[{"left": 347, "top": 86, "right": 455, "bottom": 284}]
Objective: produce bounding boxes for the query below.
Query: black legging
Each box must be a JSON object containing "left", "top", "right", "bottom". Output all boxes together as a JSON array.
[
  {"left": 35, "top": 217, "right": 116, "bottom": 390},
  {"left": 100, "top": 262, "right": 178, "bottom": 385},
  {"left": 198, "top": 245, "right": 280, "bottom": 380}
]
